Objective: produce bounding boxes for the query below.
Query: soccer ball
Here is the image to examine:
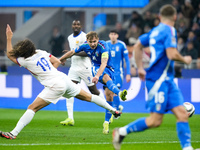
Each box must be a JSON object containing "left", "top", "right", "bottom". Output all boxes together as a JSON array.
[{"left": 183, "top": 102, "right": 195, "bottom": 118}]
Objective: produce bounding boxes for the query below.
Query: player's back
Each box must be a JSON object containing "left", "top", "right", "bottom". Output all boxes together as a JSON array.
[
  {"left": 140, "top": 23, "right": 176, "bottom": 81},
  {"left": 17, "top": 50, "right": 66, "bottom": 87},
  {"left": 68, "top": 31, "right": 91, "bottom": 70}
]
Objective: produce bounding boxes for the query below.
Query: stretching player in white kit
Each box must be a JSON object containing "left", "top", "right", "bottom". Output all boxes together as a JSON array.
[
  {"left": 60, "top": 20, "right": 105, "bottom": 126},
  {"left": 0, "top": 24, "right": 121, "bottom": 139}
]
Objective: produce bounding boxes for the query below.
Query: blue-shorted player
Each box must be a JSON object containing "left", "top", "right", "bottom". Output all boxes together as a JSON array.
[
  {"left": 112, "top": 5, "right": 198, "bottom": 150},
  {"left": 60, "top": 31, "right": 128, "bottom": 134},
  {"left": 107, "top": 29, "right": 131, "bottom": 120}
]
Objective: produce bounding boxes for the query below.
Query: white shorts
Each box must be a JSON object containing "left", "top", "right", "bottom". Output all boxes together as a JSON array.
[
  {"left": 38, "top": 75, "right": 81, "bottom": 104},
  {"left": 68, "top": 67, "right": 94, "bottom": 87}
]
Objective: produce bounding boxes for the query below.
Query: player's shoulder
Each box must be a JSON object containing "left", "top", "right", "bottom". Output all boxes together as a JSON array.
[
  {"left": 153, "top": 23, "right": 175, "bottom": 36},
  {"left": 68, "top": 33, "right": 73, "bottom": 39},
  {"left": 117, "top": 40, "right": 126, "bottom": 46},
  {"left": 98, "top": 40, "right": 107, "bottom": 49}
]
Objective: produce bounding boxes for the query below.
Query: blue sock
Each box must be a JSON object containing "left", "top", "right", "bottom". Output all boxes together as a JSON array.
[
  {"left": 105, "top": 101, "right": 113, "bottom": 122},
  {"left": 177, "top": 122, "right": 191, "bottom": 148},
  {"left": 113, "top": 96, "right": 120, "bottom": 110},
  {"left": 126, "top": 118, "right": 148, "bottom": 134},
  {"left": 106, "top": 80, "right": 120, "bottom": 95}
]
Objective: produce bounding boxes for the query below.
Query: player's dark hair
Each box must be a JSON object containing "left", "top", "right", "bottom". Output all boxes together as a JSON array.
[
  {"left": 86, "top": 31, "right": 99, "bottom": 40},
  {"left": 160, "top": 4, "right": 176, "bottom": 19},
  {"left": 10, "top": 39, "right": 36, "bottom": 59},
  {"left": 109, "top": 29, "right": 119, "bottom": 34}
]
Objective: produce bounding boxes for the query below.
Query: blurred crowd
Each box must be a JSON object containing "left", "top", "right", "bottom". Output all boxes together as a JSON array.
[{"left": 118, "top": 0, "right": 200, "bottom": 77}]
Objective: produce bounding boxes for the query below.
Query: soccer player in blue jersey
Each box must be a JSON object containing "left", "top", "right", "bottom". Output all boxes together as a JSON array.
[
  {"left": 106, "top": 29, "right": 131, "bottom": 121},
  {"left": 112, "top": 5, "right": 198, "bottom": 150},
  {"left": 60, "top": 31, "right": 128, "bottom": 133}
]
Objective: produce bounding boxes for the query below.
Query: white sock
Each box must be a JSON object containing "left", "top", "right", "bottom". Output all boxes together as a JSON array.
[
  {"left": 10, "top": 109, "right": 35, "bottom": 136},
  {"left": 99, "top": 92, "right": 106, "bottom": 101},
  {"left": 183, "top": 146, "right": 194, "bottom": 150},
  {"left": 91, "top": 95, "right": 116, "bottom": 113},
  {"left": 66, "top": 97, "right": 74, "bottom": 120},
  {"left": 119, "top": 126, "right": 128, "bottom": 136}
]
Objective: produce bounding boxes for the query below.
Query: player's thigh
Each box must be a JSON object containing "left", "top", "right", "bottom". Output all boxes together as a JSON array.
[
  {"left": 167, "top": 81, "right": 184, "bottom": 111},
  {"left": 62, "top": 76, "right": 81, "bottom": 99},
  {"left": 171, "top": 105, "right": 188, "bottom": 122},
  {"left": 38, "top": 78, "right": 67, "bottom": 104},
  {"left": 79, "top": 70, "right": 94, "bottom": 87},
  {"left": 146, "top": 80, "right": 169, "bottom": 114},
  {"left": 68, "top": 68, "right": 81, "bottom": 83},
  {"left": 88, "top": 84, "right": 100, "bottom": 95}
]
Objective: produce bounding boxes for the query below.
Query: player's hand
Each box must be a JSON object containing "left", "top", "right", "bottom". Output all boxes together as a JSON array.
[
  {"left": 59, "top": 58, "right": 66, "bottom": 66},
  {"left": 6, "top": 24, "right": 13, "bottom": 40},
  {"left": 126, "top": 74, "right": 131, "bottom": 83},
  {"left": 92, "top": 76, "right": 99, "bottom": 84},
  {"left": 138, "top": 68, "right": 146, "bottom": 81},
  {"left": 184, "top": 56, "right": 192, "bottom": 65}
]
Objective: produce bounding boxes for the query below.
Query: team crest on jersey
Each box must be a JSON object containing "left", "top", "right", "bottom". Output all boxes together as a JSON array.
[
  {"left": 76, "top": 40, "right": 79, "bottom": 44},
  {"left": 95, "top": 51, "right": 99, "bottom": 57},
  {"left": 116, "top": 46, "right": 119, "bottom": 51}
]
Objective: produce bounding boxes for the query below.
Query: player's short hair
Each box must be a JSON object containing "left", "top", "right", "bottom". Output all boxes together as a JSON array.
[
  {"left": 86, "top": 31, "right": 99, "bottom": 40},
  {"left": 160, "top": 4, "right": 176, "bottom": 19},
  {"left": 10, "top": 39, "right": 36, "bottom": 58},
  {"left": 109, "top": 29, "right": 119, "bottom": 34}
]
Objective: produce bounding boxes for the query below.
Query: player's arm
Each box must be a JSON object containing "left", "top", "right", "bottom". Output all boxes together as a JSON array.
[
  {"left": 6, "top": 24, "right": 17, "bottom": 64},
  {"left": 59, "top": 50, "right": 76, "bottom": 65},
  {"left": 50, "top": 55, "right": 61, "bottom": 68},
  {"left": 166, "top": 48, "right": 192, "bottom": 65},
  {"left": 74, "top": 51, "right": 88, "bottom": 57},
  {"left": 123, "top": 49, "right": 131, "bottom": 82},
  {"left": 92, "top": 52, "right": 108, "bottom": 84},
  {"left": 134, "top": 40, "right": 146, "bottom": 81}
]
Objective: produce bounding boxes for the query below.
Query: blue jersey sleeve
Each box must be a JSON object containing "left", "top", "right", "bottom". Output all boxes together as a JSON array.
[
  {"left": 164, "top": 27, "right": 177, "bottom": 49},
  {"left": 139, "top": 32, "right": 150, "bottom": 47},
  {"left": 75, "top": 44, "right": 84, "bottom": 53}
]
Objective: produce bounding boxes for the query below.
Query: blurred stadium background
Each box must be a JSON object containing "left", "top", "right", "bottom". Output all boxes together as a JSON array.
[{"left": 0, "top": 0, "right": 200, "bottom": 114}]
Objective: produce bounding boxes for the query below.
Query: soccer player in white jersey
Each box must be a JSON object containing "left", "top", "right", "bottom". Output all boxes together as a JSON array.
[
  {"left": 60, "top": 20, "right": 105, "bottom": 126},
  {"left": 0, "top": 24, "right": 121, "bottom": 139},
  {"left": 112, "top": 5, "right": 199, "bottom": 150}
]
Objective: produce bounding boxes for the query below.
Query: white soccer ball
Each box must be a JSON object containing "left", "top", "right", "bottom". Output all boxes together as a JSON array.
[{"left": 183, "top": 102, "right": 195, "bottom": 118}]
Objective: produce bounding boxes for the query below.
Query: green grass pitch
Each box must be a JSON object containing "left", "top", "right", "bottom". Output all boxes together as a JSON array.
[{"left": 0, "top": 108, "right": 199, "bottom": 150}]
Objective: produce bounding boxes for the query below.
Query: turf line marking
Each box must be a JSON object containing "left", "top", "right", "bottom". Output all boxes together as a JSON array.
[{"left": 1, "top": 141, "right": 200, "bottom": 146}]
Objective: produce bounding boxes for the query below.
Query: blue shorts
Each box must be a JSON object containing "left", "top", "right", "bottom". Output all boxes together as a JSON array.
[
  {"left": 114, "top": 72, "right": 123, "bottom": 89},
  {"left": 146, "top": 79, "right": 184, "bottom": 114},
  {"left": 92, "top": 65, "right": 115, "bottom": 85}
]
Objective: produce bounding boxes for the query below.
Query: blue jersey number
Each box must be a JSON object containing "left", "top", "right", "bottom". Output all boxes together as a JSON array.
[{"left": 37, "top": 58, "right": 51, "bottom": 71}]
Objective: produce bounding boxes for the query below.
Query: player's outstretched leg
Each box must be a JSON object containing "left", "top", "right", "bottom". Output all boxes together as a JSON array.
[{"left": 106, "top": 80, "right": 127, "bottom": 101}]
